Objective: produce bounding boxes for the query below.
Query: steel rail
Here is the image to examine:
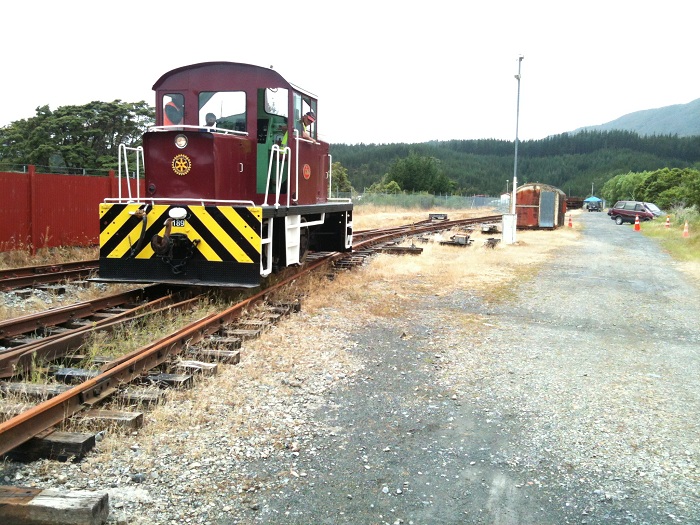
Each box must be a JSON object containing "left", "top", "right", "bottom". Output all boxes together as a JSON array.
[
  {"left": 0, "top": 255, "right": 340, "bottom": 456},
  {"left": 0, "top": 284, "right": 174, "bottom": 339},
  {"left": 0, "top": 260, "right": 99, "bottom": 292},
  {"left": 0, "top": 214, "right": 502, "bottom": 456},
  {"left": 0, "top": 260, "right": 99, "bottom": 280},
  {"left": 0, "top": 289, "right": 200, "bottom": 379},
  {"left": 353, "top": 215, "right": 502, "bottom": 248}
]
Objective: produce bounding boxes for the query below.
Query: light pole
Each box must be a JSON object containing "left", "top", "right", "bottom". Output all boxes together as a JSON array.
[{"left": 512, "top": 55, "right": 524, "bottom": 215}]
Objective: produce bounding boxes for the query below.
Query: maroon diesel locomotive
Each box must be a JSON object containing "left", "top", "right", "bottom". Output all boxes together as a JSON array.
[{"left": 98, "top": 62, "right": 353, "bottom": 287}]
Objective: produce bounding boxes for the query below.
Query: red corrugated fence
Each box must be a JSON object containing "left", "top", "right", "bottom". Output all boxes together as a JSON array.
[{"left": 0, "top": 166, "right": 144, "bottom": 252}]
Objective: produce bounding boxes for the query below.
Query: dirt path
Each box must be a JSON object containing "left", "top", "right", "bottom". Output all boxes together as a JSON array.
[{"left": 229, "top": 211, "right": 700, "bottom": 524}]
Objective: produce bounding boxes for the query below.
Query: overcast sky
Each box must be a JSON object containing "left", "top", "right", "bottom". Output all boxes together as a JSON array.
[{"left": 3, "top": 1, "right": 697, "bottom": 145}]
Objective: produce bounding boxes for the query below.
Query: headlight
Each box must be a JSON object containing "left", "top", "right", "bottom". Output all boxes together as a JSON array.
[
  {"left": 174, "top": 134, "right": 188, "bottom": 149},
  {"left": 169, "top": 207, "right": 187, "bottom": 220}
]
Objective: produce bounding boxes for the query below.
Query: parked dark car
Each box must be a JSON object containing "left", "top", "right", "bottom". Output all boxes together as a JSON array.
[
  {"left": 587, "top": 201, "right": 602, "bottom": 212},
  {"left": 607, "top": 201, "right": 656, "bottom": 225},
  {"left": 644, "top": 202, "right": 663, "bottom": 217}
]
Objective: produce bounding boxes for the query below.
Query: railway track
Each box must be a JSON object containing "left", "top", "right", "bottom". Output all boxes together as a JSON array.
[
  {"left": 0, "top": 284, "right": 197, "bottom": 379},
  {"left": 353, "top": 214, "right": 501, "bottom": 245},
  {"left": 0, "top": 214, "right": 501, "bottom": 461},
  {"left": 0, "top": 260, "right": 99, "bottom": 292}
]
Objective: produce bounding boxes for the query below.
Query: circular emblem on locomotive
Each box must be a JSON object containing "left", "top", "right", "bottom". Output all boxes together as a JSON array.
[
  {"left": 172, "top": 154, "right": 192, "bottom": 176},
  {"left": 303, "top": 164, "right": 311, "bottom": 180}
]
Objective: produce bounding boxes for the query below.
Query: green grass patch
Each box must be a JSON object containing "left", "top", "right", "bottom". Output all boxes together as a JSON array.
[{"left": 641, "top": 214, "right": 699, "bottom": 262}]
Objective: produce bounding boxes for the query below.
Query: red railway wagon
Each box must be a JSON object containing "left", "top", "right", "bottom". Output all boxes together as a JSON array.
[
  {"left": 515, "top": 183, "right": 567, "bottom": 229},
  {"left": 97, "top": 62, "right": 353, "bottom": 288}
]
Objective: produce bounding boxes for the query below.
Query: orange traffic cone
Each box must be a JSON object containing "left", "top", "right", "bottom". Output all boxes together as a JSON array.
[
  {"left": 634, "top": 215, "right": 641, "bottom": 231},
  {"left": 665, "top": 215, "right": 670, "bottom": 228},
  {"left": 568, "top": 215, "right": 572, "bottom": 228},
  {"left": 683, "top": 221, "right": 689, "bottom": 238}
]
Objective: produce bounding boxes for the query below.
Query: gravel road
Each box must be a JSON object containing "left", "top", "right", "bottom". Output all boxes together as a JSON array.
[
  {"left": 2, "top": 211, "right": 698, "bottom": 525},
  {"left": 226, "top": 211, "right": 700, "bottom": 525}
]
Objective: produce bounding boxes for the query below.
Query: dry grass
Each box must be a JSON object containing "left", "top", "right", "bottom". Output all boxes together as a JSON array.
[
  {"left": 352, "top": 204, "right": 496, "bottom": 230},
  {"left": 676, "top": 261, "right": 700, "bottom": 287},
  {"left": 74, "top": 295, "right": 234, "bottom": 365},
  {"left": 95, "top": 299, "right": 357, "bottom": 461},
  {"left": 308, "top": 235, "right": 557, "bottom": 321},
  {"left": 12, "top": 207, "right": 697, "bottom": 451},
  {"left": 306, "top": 207, "right": 582, "bottom": 319},
  {"left": 0, "top": 244, "right": 109, "bottom": 321},
  {"left": 0, "top": 246, "right": 98, "bottom": 270},
  {"left": 639, "top": 217, "right": 700, "bottom": 286}
]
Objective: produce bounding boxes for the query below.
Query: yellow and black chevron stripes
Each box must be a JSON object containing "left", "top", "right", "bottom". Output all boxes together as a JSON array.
[{"left": 99, "top": 203, "right": 261, "bottom": 263}]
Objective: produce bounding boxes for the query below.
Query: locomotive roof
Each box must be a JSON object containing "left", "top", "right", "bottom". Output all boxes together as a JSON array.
[{"left": 152, "top": 61, "right": 318, "bottom": 99}]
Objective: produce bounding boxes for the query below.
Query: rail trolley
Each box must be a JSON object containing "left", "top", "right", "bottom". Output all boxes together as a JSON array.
[{"left": 97, "top": 62, "right": 353, "bottom": 287}]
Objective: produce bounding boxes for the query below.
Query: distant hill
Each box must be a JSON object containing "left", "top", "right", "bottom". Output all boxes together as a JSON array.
[{"left": 573, "top": 98, "right": 700, "bottom": 137}]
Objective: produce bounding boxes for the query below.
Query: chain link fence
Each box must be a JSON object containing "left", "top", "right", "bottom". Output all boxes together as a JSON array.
[{"left": 331, "top": 191, "right": 509, "bottom": 213}]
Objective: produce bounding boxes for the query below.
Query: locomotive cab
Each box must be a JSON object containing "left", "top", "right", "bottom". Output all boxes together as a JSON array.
[{"left": 97, "top": 62, "right": 352, "bottom": 288}]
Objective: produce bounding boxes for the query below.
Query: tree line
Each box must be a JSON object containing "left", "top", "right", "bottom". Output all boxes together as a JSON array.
[
  {"left": 0, "top": 101, "right": 153, "bottom": 174},
  {"left": 331, "top": 131, "right": 700, "bottom": 198},
  {"left": 1, "top": 101, "right": 698, "bottom": 209},
  {"left": 602, "top": 167, "right": 700, "bottom": 210}
]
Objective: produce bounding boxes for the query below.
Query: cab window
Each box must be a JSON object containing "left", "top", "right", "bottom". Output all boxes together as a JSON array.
[
  {"left": 163, "top": 94, "right": 184, "bottom": 125},
  {"left": 265, "top": 88, "right": 288, "bottom": 118},
  {"left": 292, "top": 92, "right": 317, "bottom": 140},
  {"left": 199, "top": 91, "right": 246, "bottom": 132},
  {"left": 264, "top": 88, "right": 289, "bottom": 144}
]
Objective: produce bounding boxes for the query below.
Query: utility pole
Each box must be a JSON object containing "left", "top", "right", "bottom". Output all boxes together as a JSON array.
[
  {"left": 503, "top": 55, "right": 524, "bottom": 245},
  {"left": 512, "top": 55, "right": 524, "bottom": 215}
]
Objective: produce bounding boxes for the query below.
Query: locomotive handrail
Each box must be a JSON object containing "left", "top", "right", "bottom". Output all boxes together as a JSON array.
[
  {"left": 324, "top": 154, "right": 351, "bottom": 203},
  {"left": 148, "top": 125, "right": 248, "bottom": 137},
  {"left": 264, "top": 145, "right": 291, "bottom": 209},
  {"left": 103, "top": 197, "right": 255, "bottom": 206},
  {"left": 327, "top": 153, "right": 332, "bottom": 195},
  {"left": 117, "top": 144, "right": 145, "bottom": 202},
  {"left": 293, "top": 130, "right": 301, "bottom": 205}
]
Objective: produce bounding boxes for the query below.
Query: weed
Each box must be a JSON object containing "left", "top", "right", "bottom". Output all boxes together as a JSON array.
[
  {"left": 0, "top": 246, "right": 98, "bottom": 270},
  {"left": 641, "top": 207, "right": 700, "bottom": 263}
]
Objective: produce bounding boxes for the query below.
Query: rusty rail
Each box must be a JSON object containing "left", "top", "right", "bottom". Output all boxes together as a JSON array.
[
  {"left": 0, "top": 286, "right": 197, "bottom": 378},
  {"left": 0, "top": 256, "right": 341, "bottom": 456},
  {"left": 0, "top": 260, "right": 99, "bottom": 292},
  {"left": 0, "top": 214, "right": 503, "bottom": 457}
]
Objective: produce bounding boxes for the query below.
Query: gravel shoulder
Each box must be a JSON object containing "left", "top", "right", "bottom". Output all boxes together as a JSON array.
[{"left": 2, "top": 211, "right": 699, "bottom": 525}]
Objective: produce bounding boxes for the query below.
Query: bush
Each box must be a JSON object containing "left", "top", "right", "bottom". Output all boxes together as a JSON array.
[
  {"left": 669, "top": 205, "right": 699, "bottom": 227},
  {"left": 355, "top": 193, "right": 505, "bottom": 211}
]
